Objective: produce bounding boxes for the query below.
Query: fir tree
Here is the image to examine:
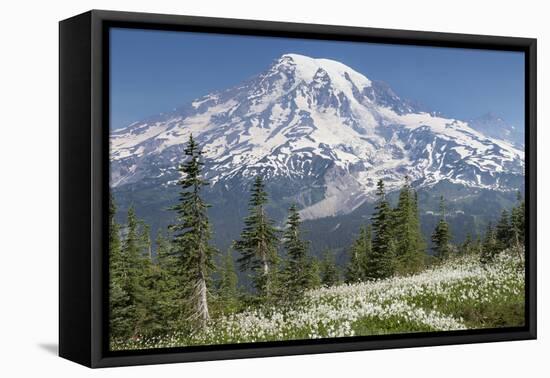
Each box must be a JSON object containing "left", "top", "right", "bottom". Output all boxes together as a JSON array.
[
  {"left": 169, "top": 134, "right": 216, "bottom": 328},
  {"left": 394, "top": 177, "right": 425, "bottom": 274},
  {"left": 156, "top": 230, "right": 174, "bottom": 269},
  {"left": 119, "top": 206, "right": 148, "bottom": 337},
  {"left": 480, "top": 223, "right": 498, "bottom": 264},
  {"left": 459, "top": 233, "right": 474, "bottom": 255},
  {"left": 368, "top": 179, "right": 396, "bottom": 279},
  {"left": 345, "top": 225, "right": 370, "bottom": 283},
  {"left": 431, "top": 196, "right": 452, "bottom": 260},
  {"left": 216, "top": 250, "right": 240, "bottom": 313},
  {"left": 139, "top": 222, "right": 152, "bottom": 260},
  {"left": 108, "top": 195, "right": 130, "bottom": 340},
  {"left": 510, "top": 192, "right": 525, "bottom": 258},
  {"left": 309, "top": 257, "right": 322, "bottom": 289},
  {"left": 151, "top": 230, "right": 180, "bottom": 333},
  {"left": 281, "top": 204, "right": 312, "bottom": 298},
  {"left": 495, "top": 209, "right": 512, "bottom": 251},
  {"left": 234, "top": 176, "right": 279, "bottom": 299},
  {"left": 320, "top": 249, "right": 340, "bottom": 287}
]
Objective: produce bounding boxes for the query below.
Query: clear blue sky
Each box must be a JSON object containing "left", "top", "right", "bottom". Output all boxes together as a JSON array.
[{"left": 110, "top": 28, "right": 525, "bottom": 130}]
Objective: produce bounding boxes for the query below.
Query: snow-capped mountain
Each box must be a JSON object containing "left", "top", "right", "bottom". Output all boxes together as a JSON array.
[{"left": 111, "top": 53, "right": 524, "bottom": 220}]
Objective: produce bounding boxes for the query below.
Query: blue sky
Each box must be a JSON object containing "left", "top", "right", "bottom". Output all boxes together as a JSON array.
[{"left": 110, "top": 28, "right": 525, "bottom": 130}]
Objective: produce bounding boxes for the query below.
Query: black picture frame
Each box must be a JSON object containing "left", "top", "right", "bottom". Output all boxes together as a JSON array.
[{"left": 59, "top": 9, "right": 537, "bottom": 368}]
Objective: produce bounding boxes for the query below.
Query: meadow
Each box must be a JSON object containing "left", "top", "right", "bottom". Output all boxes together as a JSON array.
[{"left": 111, "top": 249, "right": 524, "bottom": 350}]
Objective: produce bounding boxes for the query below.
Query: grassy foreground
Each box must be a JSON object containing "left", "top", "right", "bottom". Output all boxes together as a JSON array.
[{"left": 111, "top": 251, "right": 524, "bottom": 351}]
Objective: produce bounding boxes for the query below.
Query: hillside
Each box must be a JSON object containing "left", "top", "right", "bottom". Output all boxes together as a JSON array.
[
  {"left": 111, "top": 250, "right": 524, "bottom": 350},
  {"left": 109, "top": 53, "right": 525, "bottom": 253}
]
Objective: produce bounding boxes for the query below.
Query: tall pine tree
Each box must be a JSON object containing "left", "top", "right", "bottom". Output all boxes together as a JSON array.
[
  {"left": 234, "top": 176, "right": 279, "bottom": 299},
  {"left": 431, "top": 196, "right": 452, "bottom": 260},
  {"left": 480, "top": 223, "right": 498, "bottom": 264},
  {"left": 120, "top": 206, "right": 149, "bottom": 337},
  {"left": 153, "top": 230, "right": 181, "bottom": 332},
  {"left": 281, "top": 204, "right": 312, "bottom": 298},
  {"left": 320, "top": 249, "right": 340, "bottom": 287},
  {"left": 459, "top": 233, "right": 474, "bottom": 255},
  {"left": 368, "top": 179, "right": 396, "bottom": 279},
  {"left": 169, "top": 134, "right": 216, "bottom": 328},
  {"left": 510, "top": 192, "right": 525, "bottom": 259},
  {"left": 216, "top": 250, "right": 240, "bottom": 314},
  {"left": 108, "top": 195, "right": 131, "bottom": 340},
  {"left": 394, "top": 178, "right": 425, "bottom": 274},
  {"left": 345, "top": 225, "right": 370, "bottom": 283},
  {"left": 495, "top": 209, "right": 512, "bottom": 251}
]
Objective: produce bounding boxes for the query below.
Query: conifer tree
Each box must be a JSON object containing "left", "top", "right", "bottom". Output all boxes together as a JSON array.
[
  {"left": 345, "top": 225, "right": 370, "bottom": 283},
  {"left": 108, "top": 195, "right": 130, "bottom": 339},
  {"left": 368, "top": 179, "right": 396, "bottom": 279},
  {"left": 169, "top": 134, "right": 216, "bottom": 328},
  {"left": 149, "top": 230, "right": 180, "bottom": 334},
  {"left": 217, "top": 250, "right": 240, "bottom": 313},
  {"left": 309, "top": 257, "right": 322, "bottom": 288},
  {"left": 394, "top": 177, "right": 425, "bottom": 274},
  {"left": 510, "top": 192, "right": 525, "bottom": 255},
  {"left": 320, "top": 249, "right": 340, "bottom": 287},
  {"left": 234, "top": 176, "right": 279, "bottom": 299},
  {"left": 139, "top": 222, "right": 152, "bottom": 260},
  {"left": 459, "top": 233, "right": 474, "bottom": 255},
  {"left": 136, "top": 222, "right": 160, "bottom": 335},
  {"left": 431, "top": 196, "right": 452, "bottom": 260},
  {"left": 364, "top": 224, "right": 373, "bottom": 273},
  {"left": 495, "top": 209, "right": 512, "bottom": 251},
  {"left": 156, "top": 230, "right": 174, "bottom": 269},
  {"left": 120, "top": 206, "right": 149, "bottom": 336},
  {"left": 480, "top": 223, "right": 498, "bottom": 264},
  {"left": 281, "top": 204, "right": 312, "bottom": 298},
  {"left": 109, "top": 195, "right": 122, "bottom": 262}
]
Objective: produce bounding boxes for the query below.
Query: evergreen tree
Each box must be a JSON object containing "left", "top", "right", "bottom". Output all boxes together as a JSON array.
[
  {"left": 431, "top": 196, "right": 452, "bottom": 260},
  {"left": 109, "top": 195, "right": 122, "bottom": 261},
  {"left": 119, "top": 206, "right": 149, "bottom": 336},
  {"left": 139, "top": 222, "right": 152, "bottom": 260},
  {"left": 234, "top": 176, "right": 279, "bottom": 299},
  {"left": 368, "top": 179, "right": 396, "bottom": 279},
  {"left": 156, "top": 230, "right": 174, "bottom": 269},
  {"left": 345, "top": 225, "right": 370, "bottom": 283},
  {"left": 459, "top": 233, "right": 474, "bottom": 255},
  {"left": 108, "top": 195, "right": 131, "bottom": 340},
  {"left": 169, "top": 134, "right": 216, "bottom": 328},
  {"left": 281, "top": 204, "right": 312, "bottom": 298},
  {"left": 309, "top": 257, "right": 322, "bottom": 289},
  {"left": 495, "top": 209, "right": 512, "bottom": 251},
  {"left": 216, "top": 250, "right": 240, "bottom": 313},
  {"left": 147, "top": 230, "right": 180, "bottom": 335},
  {"left": 510, "top": 192, "right": 525, "bottom": 254},
  {"left": 394, "top": 178, "right": 425, "bottom": 274},
  {"left": 480, "top": 223, "right": 498, "bottom": 264},
  {"left": 320, "top": 249, "right": 340, "bottom": 287}
]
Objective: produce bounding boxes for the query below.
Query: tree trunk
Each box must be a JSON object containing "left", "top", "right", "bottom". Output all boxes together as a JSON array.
[
  {"left": 515, "top": 233, "right": 523, "bottom": 262},
  {"left": 196, "top": 276, "right": 210, "bottom": 326}
]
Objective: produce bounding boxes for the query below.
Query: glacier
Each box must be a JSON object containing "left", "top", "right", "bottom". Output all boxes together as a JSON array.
[{"left": 110, "top": 53, "right": 524, "bottom": 220}]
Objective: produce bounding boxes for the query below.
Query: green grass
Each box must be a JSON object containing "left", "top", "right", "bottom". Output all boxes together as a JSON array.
[{"left": 111, "top": 250, "right": 525, "bottom": 351}]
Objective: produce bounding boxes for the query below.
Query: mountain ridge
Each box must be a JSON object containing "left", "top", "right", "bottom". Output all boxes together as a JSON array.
[{"left": 110, "top": 53, "right": 524, "bottom": 221}]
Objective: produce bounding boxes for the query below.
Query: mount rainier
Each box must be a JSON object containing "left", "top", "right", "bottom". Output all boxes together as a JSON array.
[{"left": 110, "top": 53, "right": 524, "bottom": 253}]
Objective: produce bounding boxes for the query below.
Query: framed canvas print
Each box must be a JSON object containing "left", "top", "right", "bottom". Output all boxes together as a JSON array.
[{"left": 59, "top": 10, "right": 537, "bottom": 368}]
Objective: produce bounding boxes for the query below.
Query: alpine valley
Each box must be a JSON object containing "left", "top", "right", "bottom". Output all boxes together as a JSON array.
[{"left": 110, "top": 53, "right": 525, "bottom": 260}]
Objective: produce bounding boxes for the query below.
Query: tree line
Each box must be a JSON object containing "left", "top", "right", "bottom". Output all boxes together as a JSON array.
[{"left": 109, "top": 135, "right": 525, "bottom": 342}]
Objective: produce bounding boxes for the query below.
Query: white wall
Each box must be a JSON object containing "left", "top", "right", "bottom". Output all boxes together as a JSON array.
[{"left": 1, "top": 0, "right": 546, "bottom": 376}]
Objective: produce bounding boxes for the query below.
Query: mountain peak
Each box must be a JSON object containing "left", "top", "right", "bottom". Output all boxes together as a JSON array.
[
  {"left": 273, "top": 53, "right": 372, "bottom": 90},
  {"left": 111, "top": 54, "right": 524, "bottom": 209}
]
